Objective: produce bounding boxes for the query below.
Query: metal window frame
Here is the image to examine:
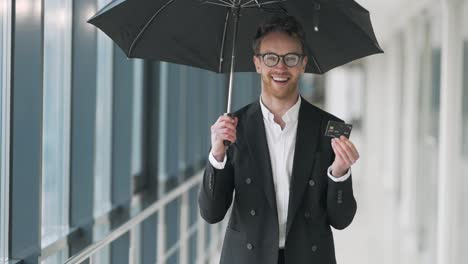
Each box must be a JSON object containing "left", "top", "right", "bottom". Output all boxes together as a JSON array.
[
  {"left": 64, "top": 172, "right": 226, "bottom": 264},
  {"left": 0, "top": 0, "right": 12, "bottom": 261}
]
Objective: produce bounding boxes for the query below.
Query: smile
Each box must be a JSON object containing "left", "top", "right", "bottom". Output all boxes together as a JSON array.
[{"left": 272, "top": 76, "right": 290, "bottom": 83}]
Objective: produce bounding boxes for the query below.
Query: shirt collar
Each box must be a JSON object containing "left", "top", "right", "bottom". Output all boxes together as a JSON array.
[{"left": 259, "top": 95, "right": 301, "bottom": 124}]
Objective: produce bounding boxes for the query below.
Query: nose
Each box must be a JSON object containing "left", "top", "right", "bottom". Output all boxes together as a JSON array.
[{"left": 275, "top": 57, "right": 288, "bottom": 69}]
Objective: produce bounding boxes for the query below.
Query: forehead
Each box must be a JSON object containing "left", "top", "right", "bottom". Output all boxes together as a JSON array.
[{"left": 259, "top": 31, "right": 302, "bottom": 54}]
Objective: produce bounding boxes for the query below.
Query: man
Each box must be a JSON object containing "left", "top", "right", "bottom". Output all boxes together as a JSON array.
[{"left": 198, "top": 15, "right": 359, "bottom": 264}]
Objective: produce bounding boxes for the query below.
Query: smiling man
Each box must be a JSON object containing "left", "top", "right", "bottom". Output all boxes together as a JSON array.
[{"left": 199, "top": 15, "right": 359, "bottom": 264}]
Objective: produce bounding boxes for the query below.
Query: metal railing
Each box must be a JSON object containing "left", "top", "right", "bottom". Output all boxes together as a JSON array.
[{"left": 64, "top": 171, "right": 227, "bottom": 264}]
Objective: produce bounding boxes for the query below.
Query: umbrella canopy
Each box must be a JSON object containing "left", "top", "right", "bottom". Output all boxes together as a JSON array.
[{"left": 88, "top": 0, "right": 383, "bottom": 75}]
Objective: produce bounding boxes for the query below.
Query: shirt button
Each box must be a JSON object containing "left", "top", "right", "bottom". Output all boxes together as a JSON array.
[
  {"left": 308, "top": 179, "right": 315, "bottom": 187},
  {"left": 246, "top": 243, "right": 253, "bottom": 250},
  {"left": 245, "top": 178, "right": 252, "bottom": 184},
  {"left": 250, "top": 209, "right": 256, "bottom": 216},
  {"left": 311, "top": 245, "right": 318, "bottom": 252},
  {"left": 337, "top": 199, "right": 343, "bottom": 204}
]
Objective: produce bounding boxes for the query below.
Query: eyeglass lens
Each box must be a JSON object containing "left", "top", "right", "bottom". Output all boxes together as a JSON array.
[{"left": 263, "top": 53, "right": 300, "bottom": 67}]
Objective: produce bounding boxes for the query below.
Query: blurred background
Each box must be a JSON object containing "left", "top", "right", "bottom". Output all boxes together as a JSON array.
[{"left": 0, "top": 0, "right": 467, "bottom": 263}]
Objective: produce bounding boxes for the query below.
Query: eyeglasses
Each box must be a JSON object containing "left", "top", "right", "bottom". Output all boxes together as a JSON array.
[{"left": 256, "top": 53, "right": 304, "bottom": 67}]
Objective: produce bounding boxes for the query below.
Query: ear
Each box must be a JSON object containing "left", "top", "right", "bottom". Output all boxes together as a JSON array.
[
  {"left": 253, "top": 56, "right": 261, "bottom": 74},
  {"left": 301, "top": 56, "right": 308, "bottom": 73}
]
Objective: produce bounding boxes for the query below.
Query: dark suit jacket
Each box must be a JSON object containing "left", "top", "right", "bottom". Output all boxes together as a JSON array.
[{"left": 198, "top": 97, "right": 357, "bottom": 264}]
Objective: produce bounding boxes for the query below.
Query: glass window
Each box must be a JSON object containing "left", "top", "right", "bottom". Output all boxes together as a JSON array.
[
  {"left": 0, "top": 0, "right": 11, "bottom": 261},
  {"left": 461, "top": 0, "right": 468, "bottom": 261},
  {"left": 158, "top": 62, "right": 169, "bottom": 191},
  {"left": 414, "top": 11, "right": 441, "bottom": 264},
  {"left": 131, "top": 59, "right": 144, "bottom": 178},
  {"left": 41, "top": 0, "right": 72, "bottom": 247},
  {"left": 166, "top": 64, "right": 181, "bottom": 183},
  {"left": 93, "top": 0, "right": 114, "bottom": 218},
  {"left": 462, "top": 1, "right": 468, "bottom": 158}
]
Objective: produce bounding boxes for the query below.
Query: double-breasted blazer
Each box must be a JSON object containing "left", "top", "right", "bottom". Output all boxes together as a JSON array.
[{"left": 198, "top": 97, "right": 357, "bottom": 264}]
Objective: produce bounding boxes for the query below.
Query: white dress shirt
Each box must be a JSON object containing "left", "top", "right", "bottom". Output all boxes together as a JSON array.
[{"left": 209, "top": 95, "right": 351, "bottom": 248}]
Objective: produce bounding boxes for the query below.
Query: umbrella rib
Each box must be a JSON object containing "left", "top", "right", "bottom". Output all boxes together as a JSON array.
[
  {"left": 242, "top": 0, "right": 261, "bottom": 8},
  {"left": 203, "top": 1, "right": 234, "bottom": 8},
  {"left": 218, "top": 0, "right": 236, "bottom": 6},
  {"left": 308, "top": 51, "right": 323, "bottom": 74},
  {"left": 218, "top": 9, "right": 231, "bottom": 73},
  {"left": 203, "top": 0, "right": 235, "bottom": 7},
  {"left": 240, "top": 0, "right": 257, "bottom": 7},
  {"left": 241, "top": 0, "right": 286, "bottom": 7},
  {"left": 259, "top": 0, "right": 287, "bottom": 5},
  {"left": 128, "top": 0, "right": 175, "bottom": 57}
]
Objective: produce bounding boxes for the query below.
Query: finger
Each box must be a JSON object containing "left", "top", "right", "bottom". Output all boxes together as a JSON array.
[
  {"left": 336, "top": 138, "right": 358, "bottom": 163},
  {"left": 211, "top": 123, "right": 235, "bottom": 135},
  {"left": 341, "top": 138, "right": 360, "bottom": 159},
  {"left": 331, "top": 142, "right": 348, "bottom": 166},
  {"left": 217, "top": 119, "right": 233, "bottom": 126},
  {"left": 216, "top": 127, "right": 236, "bottom": 136},
  {"left": 217, "top": 120, "right": 236, "bottom": 130},
  {"left": 344, "top": 142, "right": 359, "bottom": 160},
  {"left": 218, "top": 115, "right": 236, "bottom": 124},
  {"left": 332, "top": 139, "right": 352, "bottom": 164},
  {"left": 221, "top": 133, "right": 236, "bottom": 143},
  {"left": 332, "top": 145, "right": 346, "bottom": 163}
]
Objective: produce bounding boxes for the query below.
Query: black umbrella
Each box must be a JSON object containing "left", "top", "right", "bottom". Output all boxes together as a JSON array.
[{"left": 88, "top": 0, "right": 383, "bottom": 113}]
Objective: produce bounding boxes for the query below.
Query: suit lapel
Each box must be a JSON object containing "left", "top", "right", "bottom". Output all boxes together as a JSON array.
[
  {"left": 286, "top": 99, "right": 321, "bottom": 237},
  {"left": 244, "top": 101, "right": 278, "bottom": 216}
]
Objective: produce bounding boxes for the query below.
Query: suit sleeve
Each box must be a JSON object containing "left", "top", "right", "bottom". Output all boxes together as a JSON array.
[
  {"left": 198, "top": 148, "right": 235, "bottom": 224},
  {"left": 325, "top": 118, "right": 357, "bottom": 230},
  {"left": 326, "top": 175, "right": 357, "bottom": 229}
]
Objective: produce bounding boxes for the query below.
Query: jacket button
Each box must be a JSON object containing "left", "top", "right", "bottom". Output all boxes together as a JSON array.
[
  {"left": 311, "top": 245, "right": 318, "bottom": 252},
  {"left": 304, "top": 211, "right": 310, "bottom": 218},
  {"left": 337, "top": 199, "right": 343, "bottom": 204},
  {"left": 246, "top": 243, "right": 253, "bottom": 250},
  {"left": 308, "top": 179, "right": 315, "bottom": 186},
  {"left": 250, "top": 209, "right": 256, "bottom": 216},
  {"left": 245, "top": 178, "right": 252, "bottom": 184}
]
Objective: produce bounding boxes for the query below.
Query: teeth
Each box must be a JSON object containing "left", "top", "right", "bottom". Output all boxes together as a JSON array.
[{"left": 272, "top": 76, "right": 289, "bottom": 82}]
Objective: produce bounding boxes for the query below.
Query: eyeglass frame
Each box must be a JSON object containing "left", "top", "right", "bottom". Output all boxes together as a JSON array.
[{"left": 255, "top": 52, "right": 306, "bottom": 67}]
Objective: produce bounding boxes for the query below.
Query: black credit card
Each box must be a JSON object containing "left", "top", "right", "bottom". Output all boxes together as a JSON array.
[{"left": 325, "top": 120, "right": 353, "bottom": 139}]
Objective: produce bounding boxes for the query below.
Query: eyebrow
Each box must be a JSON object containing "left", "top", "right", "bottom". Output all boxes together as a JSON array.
[{"left": 260, "top": 51, "right": 303, "bottom": 55}]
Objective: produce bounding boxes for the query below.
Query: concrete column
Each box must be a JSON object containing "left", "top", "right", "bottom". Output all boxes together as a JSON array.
[
  {"left": 399, "top": 16, "right": 424, "bottom": 264},
  {"left": 381, "top": 36, "right": 404, "bottom": 264},
  {"left": 437, "top": 0, "right": 464, "bottom": 263},
  {"left": 325, "top": 68, "right": 352, "bottom": 122}
]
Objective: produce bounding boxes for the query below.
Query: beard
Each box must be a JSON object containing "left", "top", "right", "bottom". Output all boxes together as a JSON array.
[{"left": 261, "top": 73, "right": 300, "bottom": 100}]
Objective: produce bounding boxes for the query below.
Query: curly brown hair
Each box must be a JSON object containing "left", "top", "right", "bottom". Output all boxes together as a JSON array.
[{"left": 252, "top": 15, "right": 306, "bottom": 55}]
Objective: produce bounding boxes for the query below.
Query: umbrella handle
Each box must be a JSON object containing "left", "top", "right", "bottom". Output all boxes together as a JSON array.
[{"left": 223, "top": 113, "right": 235, "bottom": 148}]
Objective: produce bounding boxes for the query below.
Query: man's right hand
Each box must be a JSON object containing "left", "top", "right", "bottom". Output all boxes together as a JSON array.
[{"left": 211, "top": 115, "right": 238, "bottom": 162}]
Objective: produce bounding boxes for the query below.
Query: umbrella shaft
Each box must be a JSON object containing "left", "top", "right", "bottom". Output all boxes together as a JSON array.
[{"left": 226, "top": 7, "right": 240, "bottom": 114}]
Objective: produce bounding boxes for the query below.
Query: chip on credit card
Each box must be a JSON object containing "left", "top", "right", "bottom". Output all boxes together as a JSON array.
[{"left": 325, "top": 120, "right": 353, "bottom": 139}]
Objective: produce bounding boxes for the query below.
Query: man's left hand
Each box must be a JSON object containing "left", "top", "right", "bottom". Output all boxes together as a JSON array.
[{"left": 330, "top": 136, "right": 360, "bottom": 177}]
